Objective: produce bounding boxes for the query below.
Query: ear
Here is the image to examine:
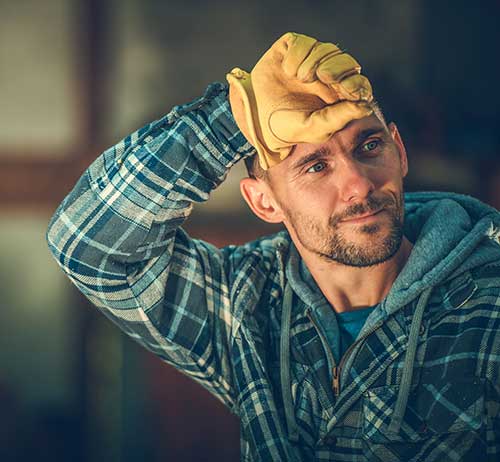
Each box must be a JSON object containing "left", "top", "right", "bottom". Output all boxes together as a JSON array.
[
  {"left": 388, "top": 122, "right": 408, "bottom": 178},
  {"left": 240, "top": 177, "right": 284, "bottom": 224}
]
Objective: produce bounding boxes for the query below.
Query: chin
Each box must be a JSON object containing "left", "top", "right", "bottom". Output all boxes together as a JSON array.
[{"left": 318, "top": 223, "right": 404, "bottom": 266}]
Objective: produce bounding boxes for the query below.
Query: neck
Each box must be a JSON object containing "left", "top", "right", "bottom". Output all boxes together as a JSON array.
[{"left": 297, "top": 237, "right": 413, "bottom": 313}]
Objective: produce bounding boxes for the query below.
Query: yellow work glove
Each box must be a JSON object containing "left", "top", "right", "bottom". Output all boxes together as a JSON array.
[{"left": 226, "top": 32, "right": 374, "bottom": 170}]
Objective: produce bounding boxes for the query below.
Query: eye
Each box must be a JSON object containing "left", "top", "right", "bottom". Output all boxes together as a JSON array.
[
  {"left": 306, "top": 161, "right": 326, "bottom": 173},
  {"left": 361, "top": 139, "right": 381, "bottom": 153}
]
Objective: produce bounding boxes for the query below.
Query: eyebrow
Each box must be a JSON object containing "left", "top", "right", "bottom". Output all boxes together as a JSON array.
[
  {"left": 291, "top": 127, "right": 386, "bottom": 171},
  {"left": 291, "top": 147, "right": 329, "bottom": 171},
  {"left": 352, "top": 127, "right": 386, "bottom": 148}
]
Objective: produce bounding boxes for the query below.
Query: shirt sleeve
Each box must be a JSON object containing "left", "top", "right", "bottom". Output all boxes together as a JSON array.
[{"left": 46, "top": 82, "right": 255, "bottom": 411}]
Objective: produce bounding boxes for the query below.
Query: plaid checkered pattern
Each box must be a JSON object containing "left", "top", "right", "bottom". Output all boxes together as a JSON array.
[{"left": 47, "top": 82, "right": 500, "bottom": 461}]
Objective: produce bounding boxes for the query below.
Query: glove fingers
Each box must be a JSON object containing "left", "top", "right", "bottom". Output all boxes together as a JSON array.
[
  {"left": 296, "top": 42, "right": 342, "bottom": 82},
  {"left": 316, "top": 53, "right": 361, "bottom": 84},
  {"left": 281, "top": 32, "right": 318, "bottom": 78},
  {"left": 334, "top": 74, "right": 373, "bottom": 102},
  {"left": 270, "top": 101, "right": 373, "bottom": 144}
]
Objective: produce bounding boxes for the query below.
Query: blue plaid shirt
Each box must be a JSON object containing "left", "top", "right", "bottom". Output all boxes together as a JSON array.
[{"left": 47, "top": 82, "right": 500, "bottom": 461}]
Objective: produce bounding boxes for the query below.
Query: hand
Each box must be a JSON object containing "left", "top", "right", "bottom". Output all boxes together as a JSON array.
[{"left": 227, "top": 32, "right": 373, "bottom": 170}]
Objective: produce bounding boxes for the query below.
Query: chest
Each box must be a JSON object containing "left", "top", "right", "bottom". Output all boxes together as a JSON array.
[{"left": 263, "top": 297, "right": 496, "bottom": 460}]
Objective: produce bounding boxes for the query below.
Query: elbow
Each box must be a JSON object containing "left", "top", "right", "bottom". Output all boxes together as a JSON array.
[{"left": 46, "top": 213, "right": 67, "bottom": 272}]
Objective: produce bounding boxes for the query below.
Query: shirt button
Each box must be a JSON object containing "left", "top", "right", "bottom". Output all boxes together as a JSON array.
[{"left": 324, "top": 435, "right": 337, "bottom": 446}]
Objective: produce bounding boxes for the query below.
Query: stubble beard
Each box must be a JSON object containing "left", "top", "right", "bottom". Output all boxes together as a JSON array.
[{"left": 287, "top": 193, "right": 405, "bottom": 268}]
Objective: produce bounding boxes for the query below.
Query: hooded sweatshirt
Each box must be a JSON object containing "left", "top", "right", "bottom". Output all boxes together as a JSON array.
[
  {"left": 280, "top": 191, "right": 500, "bottom": 456},
  {"left": 289, "top": 191, "right": 500, "bottom": 362},
  {"left": 46, "top": 82, "right": 500, "bottom": 462}
]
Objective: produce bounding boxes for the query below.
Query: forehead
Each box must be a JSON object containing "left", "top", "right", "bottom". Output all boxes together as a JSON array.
[
  {"left": 264, "top": 114, "right": 389, "bottom": 185},
  {"left": 291, "top": 113, "right": 387, "bottom": 159}
]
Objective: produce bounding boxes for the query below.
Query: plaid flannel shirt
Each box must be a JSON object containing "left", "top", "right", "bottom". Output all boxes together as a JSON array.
[{"left": 47, "top": 82, "right": 500, "bottom": 461}]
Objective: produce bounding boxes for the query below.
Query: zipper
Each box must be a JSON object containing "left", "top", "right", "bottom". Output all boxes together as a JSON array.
[
  {"left": 332, "top": 366, "right": 341, "bottom": 396},
  {"left": 330, "top": 344, "right": 357, "bottom": 397},
  {"left": 307, "top": 308, "right": 383, "bottom": 397},
  {"left": 331, "top": 332, "right": 370, "bottom": 396}
]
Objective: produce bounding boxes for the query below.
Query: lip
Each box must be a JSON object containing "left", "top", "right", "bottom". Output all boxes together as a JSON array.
[{"left": 341, "top": 208, "right": 385, "bottom": 223}]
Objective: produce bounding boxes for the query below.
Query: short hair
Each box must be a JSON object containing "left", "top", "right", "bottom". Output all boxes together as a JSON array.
[
  {"left": 243, "top": 100, "right": 386, "bottom": 179},
  {"left": 244, "top": 153, "right": 268, "bottom": 180},
  {"left": 371, "top": 99, "right": 387, "bottom": 126}
]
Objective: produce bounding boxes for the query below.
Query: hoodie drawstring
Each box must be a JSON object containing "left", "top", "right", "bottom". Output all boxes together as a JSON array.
[
  {"left": 281, "top": 280, "right": 433, "bottom": 439},
  {"left": 280, "top": 282, "right": 300, "bottom": 443},
  {"left": 388, "top": 286, "right": 433, "bottom": 434}
]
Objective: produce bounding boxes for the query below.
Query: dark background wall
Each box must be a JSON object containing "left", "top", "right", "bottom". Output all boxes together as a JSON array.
[{"left": 1, "top": 1, "right": 499, "bottom": 461}]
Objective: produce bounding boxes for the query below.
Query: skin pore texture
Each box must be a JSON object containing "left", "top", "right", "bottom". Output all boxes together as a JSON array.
[{"left": 240, "top": 114, "right": 414, "bottom": 313}]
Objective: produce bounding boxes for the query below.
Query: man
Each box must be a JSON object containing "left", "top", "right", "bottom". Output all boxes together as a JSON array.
[{"left": 47, "top": 32, "right": 500, "bottom": 461}]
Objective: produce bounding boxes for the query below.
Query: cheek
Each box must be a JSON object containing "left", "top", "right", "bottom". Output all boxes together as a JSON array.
[
  {"left": 301, "top": 183, "right": 339, "bottom": 211},
  {"left": 282, "top": 188, "right": 338, "bottom": 224},
  {"left": 283, "top": 176, "right": 337, "bottom": 203},
  {"left": 373, "top": 154, "right": 405, "bottom": 188},
  {"left": 378, "top": 170, "right": 400, "bottom": 188}
]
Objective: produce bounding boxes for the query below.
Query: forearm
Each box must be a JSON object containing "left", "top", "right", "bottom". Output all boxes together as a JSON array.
[
  {"left": 45, "top": 83, "right": 256, "bottom": 405},
  {"left": 46, "top": 81, "right": 252, "bottom": 308}
]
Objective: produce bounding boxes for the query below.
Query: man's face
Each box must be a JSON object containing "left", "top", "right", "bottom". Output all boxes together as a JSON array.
[{"left": 265, "top": 114, "right": 408, "bottom": 267}]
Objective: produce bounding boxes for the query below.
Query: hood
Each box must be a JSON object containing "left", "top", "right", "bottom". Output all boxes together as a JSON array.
[
  {"left": 285, "top": 190, "right": 500, "bottom": 318},
  {"left": 280, "top": 191, "right": 500, "bottom": 441},
  {"left": 384, "top": 190, "right": 500, "bottom": 314}
]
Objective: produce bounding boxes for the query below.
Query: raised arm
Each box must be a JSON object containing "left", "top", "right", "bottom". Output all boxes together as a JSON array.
[{"left": 46, "top": 82, "right": 254, "bottom": 409}]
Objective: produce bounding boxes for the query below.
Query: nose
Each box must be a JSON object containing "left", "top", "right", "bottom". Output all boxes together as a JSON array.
[{"left": 337, "top": 157, "right": 375, "bottom": 203}]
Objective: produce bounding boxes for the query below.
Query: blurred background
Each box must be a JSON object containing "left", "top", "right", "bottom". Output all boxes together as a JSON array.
[{"left": 1, "top": 0, "right": 499, "bottom": 461}]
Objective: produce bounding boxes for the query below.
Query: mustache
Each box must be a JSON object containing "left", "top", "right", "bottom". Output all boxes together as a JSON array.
[{"left": 330, "top": 195, "right": 397, "bottom": 226}]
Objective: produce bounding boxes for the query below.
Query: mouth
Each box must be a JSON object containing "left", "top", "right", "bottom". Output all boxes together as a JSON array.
[{"left": 341, "top": 208, "right": 385, "bottom": 224}]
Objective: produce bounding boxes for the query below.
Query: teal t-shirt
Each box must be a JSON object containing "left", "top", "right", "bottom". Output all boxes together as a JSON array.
[
  {"left": 297, "top": 254, "right": 378, "bottom": 363},
  {"left": 337, "top": 305, "right": 376, "bottom": 361},
  {"left": 314, "top": 303, "right": 377, "bottom": 364}
]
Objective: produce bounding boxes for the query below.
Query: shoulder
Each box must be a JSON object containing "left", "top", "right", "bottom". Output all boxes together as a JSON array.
[
  {"left": 468, "top": 261, "right": 500, "bottom": 319},
  {"left": 426, "top": 257, "right": 500, "bottom": 336},
  {"left": 219, "top": 230, "right": 291, "bottom": 323},
  {"left": 221, "top": 229, "right": 291, "bottom": 274},
  {"left": 467, "top": 228, "right": 500, "bottom": 300},
  {"left": 468, "top": 262, "right": 500, "bottom": 386},
  {"left": 453, "top": 230, "right": 500, "bottom": 310},
  {"left": 470, "top": 260, "right": 500, "bottom": 286},
  {"left": 450, "top": 259, "right": 500, "bottom": 316},
  {"left": 424, "top": 261, "right": 500, "bottom": 386}
]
